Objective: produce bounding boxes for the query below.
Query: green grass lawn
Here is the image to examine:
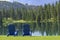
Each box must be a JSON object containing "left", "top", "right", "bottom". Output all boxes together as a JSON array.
[{"left": 0, "top": 36, "right": 60, "bottom": 40}]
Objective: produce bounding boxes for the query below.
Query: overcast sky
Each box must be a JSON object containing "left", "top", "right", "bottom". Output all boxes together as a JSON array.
[{"left": 0, "top": 0, "right": 59, "bottom": 5}]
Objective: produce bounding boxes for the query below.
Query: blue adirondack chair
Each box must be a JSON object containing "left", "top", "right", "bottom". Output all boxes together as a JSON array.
[
  {"left": 7, "top": 24, "right": 18, "bottom": 36},
  {"left": 22, "top": 24, "right": 32, "bottom": 36}
]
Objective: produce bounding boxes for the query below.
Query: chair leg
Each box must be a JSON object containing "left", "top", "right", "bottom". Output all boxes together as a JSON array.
[{"left": 7, "top": 34, "right": 9, "bottom": 37}]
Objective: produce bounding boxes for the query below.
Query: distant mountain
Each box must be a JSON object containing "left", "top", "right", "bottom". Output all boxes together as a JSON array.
[
  {"left": 0, "top": 1, "right": 25, "bottom": 9},
  {"left": 0, "top": 1, "right": 37, "bottom": 10}
]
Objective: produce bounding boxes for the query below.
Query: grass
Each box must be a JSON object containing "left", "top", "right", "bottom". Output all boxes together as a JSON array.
[{"left": 0, "top": 35, "right": 60, "bottom": 40}]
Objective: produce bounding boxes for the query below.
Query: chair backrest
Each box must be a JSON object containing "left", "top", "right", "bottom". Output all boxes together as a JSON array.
[
  {"left": 23, "top": 24, "right": 30, "bottom": 30},
  {"left": 8, "top": 24, "right": 15, "bottom": 34}
]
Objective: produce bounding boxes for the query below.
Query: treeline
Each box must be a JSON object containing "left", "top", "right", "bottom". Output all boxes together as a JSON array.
[{"left": 0, "top": 1, "right": 60, "bottom": 26}]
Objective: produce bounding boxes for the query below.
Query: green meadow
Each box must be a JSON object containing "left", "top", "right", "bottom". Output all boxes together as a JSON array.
[{"left": 0, "top": 36, "right": 60, "bottom": 40}]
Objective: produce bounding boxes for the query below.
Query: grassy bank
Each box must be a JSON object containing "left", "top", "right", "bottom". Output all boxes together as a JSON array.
[{"left": 0, "top": 36, "right": 60, "bottom": 40}]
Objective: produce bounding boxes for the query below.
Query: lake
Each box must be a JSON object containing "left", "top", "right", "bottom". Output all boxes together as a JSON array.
[{"left": 0, "top": 22, "right": 60, "bottom": 36}]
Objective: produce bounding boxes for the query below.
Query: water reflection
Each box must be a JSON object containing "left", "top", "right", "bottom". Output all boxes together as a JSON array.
[
  {"left": 30, "top": 22, "right": 59, "bottom": 36},
  {"left": 0, "top": 22, "right": 60, "bottom": 36},
  {"left": 32, "top": 31, "right": 46, "bottom": 36}
]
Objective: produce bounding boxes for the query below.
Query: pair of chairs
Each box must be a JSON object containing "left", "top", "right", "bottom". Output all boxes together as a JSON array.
[{"left": 7, "top": 24, "right": 32, "bottom": 36}]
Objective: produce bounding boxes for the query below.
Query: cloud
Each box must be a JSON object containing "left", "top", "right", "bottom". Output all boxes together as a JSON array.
[
  {"left": 0, "top": 0, "right": 11, "bottom": 1},
  {"left": 0, "top": 0, "right": 17, "bottom": 1}
]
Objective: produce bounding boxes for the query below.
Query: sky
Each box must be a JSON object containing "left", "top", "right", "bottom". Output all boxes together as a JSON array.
[{"left": 0, "top": 0, "right": 59, "bottom": 6}]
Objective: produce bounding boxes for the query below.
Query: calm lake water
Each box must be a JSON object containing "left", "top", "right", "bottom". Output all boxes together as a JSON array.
[
  {"left": 15, "top": 22, "right": 59, "bottom": 36},
  {"left": 0, "top": 22, "right": 60, "bottom": 36}
]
